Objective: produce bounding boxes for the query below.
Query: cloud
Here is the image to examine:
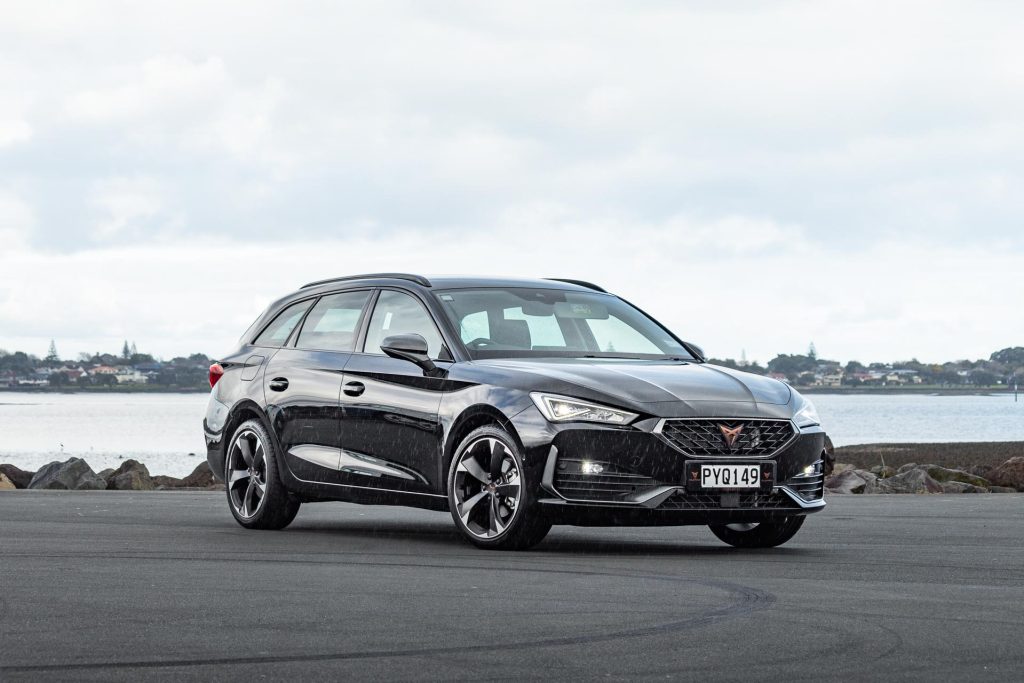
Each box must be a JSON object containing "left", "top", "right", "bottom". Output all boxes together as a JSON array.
[
  {"left": 0, "top": 118, "right": 32, "bottom": 147},
  {"left": 0, "top": 1, "right": 1022, "bottom": 361},
  {"left": 0, "top": 190, "right": 34, "bottom": 247},
  {"left": 64, "top": 56, "right": 228, "bottom": 124},
  {"left": 1, "top": 214, "right": 1020, "bottom": 364},
  {"left": 89, "top": 177, "right": 166, "bottom": 241}
]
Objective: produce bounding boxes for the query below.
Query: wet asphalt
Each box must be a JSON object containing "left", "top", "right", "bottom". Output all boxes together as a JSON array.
[{"left": 1, "top": 491, "right": 1022, "bottom": 681}]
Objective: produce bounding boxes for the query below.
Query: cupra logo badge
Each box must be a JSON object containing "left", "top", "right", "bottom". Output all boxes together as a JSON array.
[{"left": 719, "top": 424, "right": 744, "bottom": 448}]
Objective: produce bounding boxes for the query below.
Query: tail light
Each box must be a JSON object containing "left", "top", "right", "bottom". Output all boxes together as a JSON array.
[{"left": 209, "top": 363, "right": 224, "bottom": 388}]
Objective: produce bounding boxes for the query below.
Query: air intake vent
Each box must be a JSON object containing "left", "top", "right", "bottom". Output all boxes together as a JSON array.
[
  {"left": 553, "top": 459, "right": 658, "bottom": 501},
  {"left": 783, "top": 471, "right": 825, "bottom": 501}
]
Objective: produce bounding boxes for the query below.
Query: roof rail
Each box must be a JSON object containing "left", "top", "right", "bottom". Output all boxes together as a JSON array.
[
  {"left": 545, "top": 278, "right": 608, "bottom": 293},
  {"left": 301, "top": 272, "right": 432, "bottom": 289}
]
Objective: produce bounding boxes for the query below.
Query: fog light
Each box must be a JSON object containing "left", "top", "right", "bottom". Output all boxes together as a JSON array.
[
  {"left": 580, "top": 461, "right": 604, "bottom": 475},
  {"left": 802, "top": 462, "right": 822, "bottom": 475}
]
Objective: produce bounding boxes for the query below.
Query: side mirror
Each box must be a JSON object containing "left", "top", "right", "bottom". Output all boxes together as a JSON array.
[
  {"left": 683, "top": 341, "right": 706, "bottom": 362},
  {"left": 380, "top": 333, "right": 438, "bottom": 375}
]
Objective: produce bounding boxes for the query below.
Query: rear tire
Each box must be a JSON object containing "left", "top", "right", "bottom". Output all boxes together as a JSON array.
[
  {"left": 224, "top": 419, "right": 300, "bottom": 530},
  {"left": 447, "top": 426, "right": 551, "bottom": 550},
  {"left": 708, "top": 516, "right": 805, "bottom": 548}
]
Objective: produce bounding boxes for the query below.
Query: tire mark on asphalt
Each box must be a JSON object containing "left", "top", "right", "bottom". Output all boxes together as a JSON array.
[
  {"left": 0, "top": 567, "right": 775, "bottom": 674},
  {"left": 7, "top": 548, "right": 1022, "bottom": 580}
]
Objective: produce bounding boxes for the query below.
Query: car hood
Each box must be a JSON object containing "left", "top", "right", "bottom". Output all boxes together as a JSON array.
[{"left": 475, "top": 358, "right": 792, "bottom": 406}]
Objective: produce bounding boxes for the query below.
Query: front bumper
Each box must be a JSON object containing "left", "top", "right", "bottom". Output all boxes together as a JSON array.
[{"left": 513, "top": 409, "right": 827, "bottom": 526}]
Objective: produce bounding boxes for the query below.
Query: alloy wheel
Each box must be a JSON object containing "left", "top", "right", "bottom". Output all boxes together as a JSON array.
[
  {"left": 227, "top": 428, "right": 268, "bottom": 519},
  {"left": 725, "top": 523, "right": 758, "bottom": 532},
  {"left": 452, "top": 437, "right": 522, "bottom": 539}
]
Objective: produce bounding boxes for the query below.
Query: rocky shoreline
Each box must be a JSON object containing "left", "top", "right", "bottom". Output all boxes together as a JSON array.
[
  {"left": 0, "top": 458, "right": 217, "bottom": 491},
  {"left": 826, "top": 441, "right": 1024, "bottom": 494},
  {"left": 2, "top": 448, "right": 1022, "bottom": 495}
]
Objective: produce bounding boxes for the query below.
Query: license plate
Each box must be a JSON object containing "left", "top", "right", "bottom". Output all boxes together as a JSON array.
[{"left": 700, "top": 464, "right": 761, "bottom": 489}]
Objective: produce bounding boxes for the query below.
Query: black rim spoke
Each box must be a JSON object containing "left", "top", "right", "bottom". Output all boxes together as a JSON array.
[
  {"left": 453, "top": 436, "right": 522, "bottom": 539},
  {"left": 488, "top": 440, "right": 504, "bottom": 480},
  {"left": 228, "top": 430, "right": 268, "bottom": 519}
]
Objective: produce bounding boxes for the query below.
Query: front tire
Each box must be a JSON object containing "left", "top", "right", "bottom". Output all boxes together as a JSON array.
[
  {"left": 708, "top": 516, "right": 805, "bottom": 548},
  {"left": 225, "top": 419, "right": 300, "bottom": 530},
  {"left": 447, "top": 426, "right": 551, "bottom": 550}
]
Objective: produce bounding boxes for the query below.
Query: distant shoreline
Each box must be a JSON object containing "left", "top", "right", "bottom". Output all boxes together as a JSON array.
[
  {"left": 2, "top": 386, "right": 1014, "bottom": 397},
  {"left": 0, "top": 386, "right": 207, "bottom": 394},
  {"left": 798, "top": 387, "right": 1015, "bottom": 396}
]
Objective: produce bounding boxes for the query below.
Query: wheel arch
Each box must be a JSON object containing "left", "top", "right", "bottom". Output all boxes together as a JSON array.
[
  {"left": 218, "top": 400, "right": 277, "bottom": 477},
  {"left": 441, "top": 405, "right": 524, "bottom": 486}
]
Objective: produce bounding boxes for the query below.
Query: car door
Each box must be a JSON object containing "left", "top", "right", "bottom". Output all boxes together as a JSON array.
[
  {"left": 262, "top": 290, "right": 372, "bottom": 484},
  {"left": 338, "top": 288, "right": 450, "bottom": 493}
]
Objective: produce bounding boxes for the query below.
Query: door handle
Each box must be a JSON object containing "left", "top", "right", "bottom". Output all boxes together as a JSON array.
[
  {"left": 269, "top": 377, "right": 289, "bottom": 392},
  {"left": 343, "top": 381, "right": 365, "bottom": 397}
]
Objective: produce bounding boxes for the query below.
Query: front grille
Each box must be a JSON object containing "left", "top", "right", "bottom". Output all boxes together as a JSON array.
[
  {"left": 659, "top": 491, "right": 798, "bottom": 511},
  {"left": 659, "top": 419, "right": 796, "bottom": 457},
  {"left": 553, "top": 459, "right": 658, "bottom": 501}
]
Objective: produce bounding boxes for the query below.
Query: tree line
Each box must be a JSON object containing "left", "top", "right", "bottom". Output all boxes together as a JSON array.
[{"left": 707, "top": 346, "right": 1024, "bottom": 387}]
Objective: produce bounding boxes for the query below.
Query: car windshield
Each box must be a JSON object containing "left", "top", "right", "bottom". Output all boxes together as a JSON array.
[{"left": 435, "top": 287, "right": 694, "bottom": 360}]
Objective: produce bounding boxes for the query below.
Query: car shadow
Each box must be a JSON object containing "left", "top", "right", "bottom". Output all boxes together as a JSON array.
[{"left": 284, "top": 515, "right": 820, "bottom": 557}]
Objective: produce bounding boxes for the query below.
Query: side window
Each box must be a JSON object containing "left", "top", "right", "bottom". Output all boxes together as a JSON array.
[
  {"left": 364, "top": 290, "right": 445, "bottom": 358},
  {"left": 253, "top": 299, "right": 313, "bottom": 347},
  {"left": 295, "top": 291, "right": 370, "bottom": 352},
  {"left": 586, "top": 315, "right": 662, "bottom": 354},
  {"left": 503, "top": 306, "right": 566, "bottom": 348}
]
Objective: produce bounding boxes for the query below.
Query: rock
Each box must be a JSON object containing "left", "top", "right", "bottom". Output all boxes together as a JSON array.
[
  {"left": 107, "top": 459, "right": 154, "bottom": 491},
  {"left": 967, "top": 465, "right": 993, "bottom": 480},
  {"left": 987, "top": 457, "right": 1024, "bottom": 491},
  {"left": 870, "top": 465, "right": 896, "bottom": 479},
  {"left": 940, "top": 481, "right": 988, "bottom": 493},
  {"left": 151, "top": 475, "right": 185, "bottom": 489},
  {"left": 0, "top": 472, "right": 16, "bottom": 490},
  {"left": 988, "top": 486, "right": 1018, "bottom": 493},
  {"left": 0, "top": 463, "right": 34, "bottom": 489},
  {"left": 896, "top": 463, "right": 918, "bottom": 474},
  {"left": 875, "top": 468, "right": 943, "bottom": 494},
  {"left": 920, "top": 465, "right": 990, "bottom": 488},
  {"left": 28, "top": 458, "right": 106, "bottom": 490},
  {"left": 182, "top": 462, "right": 217, "bottom": 489},
  {"left": 832, "top": 463, "right": 855, "bottom": 475},
  {"left": 98, "top": 468, "right": 115, "bottom": 481},
  {"left": 825, "top": 469, "right": 878, "bottom": 494}
]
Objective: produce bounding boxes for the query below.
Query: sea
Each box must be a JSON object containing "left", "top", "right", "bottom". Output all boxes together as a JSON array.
[{"left": 1, "top": 391, "right": 1022, "bottom": 477}]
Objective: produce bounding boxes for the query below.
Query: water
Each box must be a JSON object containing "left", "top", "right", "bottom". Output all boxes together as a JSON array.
[
  {"left": 811, "top": 393, "right": 1024, "bottom": 446},
  {"left": 0, "top": 391, "right": 1021, "bottom": 477},
  {"left": 0, "top": 392, "right": 209, "bottom": 477}
]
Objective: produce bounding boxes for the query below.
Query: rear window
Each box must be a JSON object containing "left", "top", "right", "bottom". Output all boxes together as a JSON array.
[{"left": 253, "top": 299, "right": 313, "bottom": 347}]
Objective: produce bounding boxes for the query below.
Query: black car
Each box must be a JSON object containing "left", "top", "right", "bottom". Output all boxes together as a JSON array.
[{"left": 204, "top": 273, "right": 827, "bottom": 550}]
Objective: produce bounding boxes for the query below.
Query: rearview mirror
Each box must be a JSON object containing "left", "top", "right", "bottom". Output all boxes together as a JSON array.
[{"left": 380, "top": 333, "right": 439, "bottom": 376}]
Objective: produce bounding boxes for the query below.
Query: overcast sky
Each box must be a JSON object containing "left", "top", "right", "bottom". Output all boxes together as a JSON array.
[{"left": 1, "top": 1, "right": 1021, "bottom": 364}]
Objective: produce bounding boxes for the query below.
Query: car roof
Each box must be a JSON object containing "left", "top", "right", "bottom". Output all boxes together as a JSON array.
[
  {"left": 428, "top": 275, "right": 608, "bottom": 293},
  {"left": 298, "top": 273, "right": 608, "bottom": 295},
  {"left": 255, "top": 274, "right": 611, "bottom": 341}
]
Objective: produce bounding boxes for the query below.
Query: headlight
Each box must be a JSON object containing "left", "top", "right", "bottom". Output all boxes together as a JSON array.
[
  {"left": 530, "top": 393, "right": 638, "bottom": 425},
  {"left": 793, "top": 397, "right": 821, "bottom": 427}
]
